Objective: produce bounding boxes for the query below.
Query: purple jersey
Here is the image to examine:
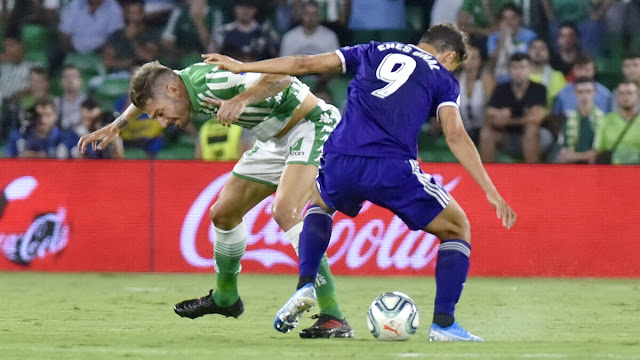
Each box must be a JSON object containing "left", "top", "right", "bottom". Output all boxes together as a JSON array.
[{"left": 327, "top": 41, "right": 461, "bottom": 159}]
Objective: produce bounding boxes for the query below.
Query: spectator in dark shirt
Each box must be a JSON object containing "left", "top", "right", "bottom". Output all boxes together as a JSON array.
[
  {"left": 7, "top": 98, "right": 69, "bottom": 159},
  {"left": 102, "top": 0, "right": 159, "bottom": 73},
  {"left": 211, "top": 0, "right": 280, "bottom": 60},
  {"left": 480, "top": 53, "right": 552, "bottom": 163},
  {"left": 161, "top": 0, "right": 224, "bottom": 67}
]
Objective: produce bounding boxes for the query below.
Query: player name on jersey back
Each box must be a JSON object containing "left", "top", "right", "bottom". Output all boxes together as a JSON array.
[{"left": 375, "top": 43, "right": 440, "bottom": 71}]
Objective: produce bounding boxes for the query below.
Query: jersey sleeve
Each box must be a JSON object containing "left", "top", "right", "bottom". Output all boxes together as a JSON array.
[
  {"left": 335, "top": 42, "right": 374, "bottom": 74},
  {"left": 434, "top": 74, "right": 461, "bottom": 122},
  {"left": 202, "top": 67, "right": 262, "bottom": 99}
]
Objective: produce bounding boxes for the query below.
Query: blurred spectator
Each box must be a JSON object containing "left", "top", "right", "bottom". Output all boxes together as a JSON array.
[
  {"left": 431, "top": 0, "right": 463, "bottom": 26},
  {"left": 553, "top": 55, "right": 613, "bottom": 118},
  {"left": 143, "top": 0, "right": 178, "bottom": 25},
  {"left": 162, "top": 0, "right": 224, "bottom": 67},
  {"left": 0, "top": 35, "right": 34, "bottom": 141},
  {"left": 488, "top": 4, "right": 537, "bottom": 83},
  {"left": 481, "top": 53, "right": 552, "bottom": 163},
  {"left": 54, "top": 65, "right": 86, "bottom": 134},
  {"left": 102, "top": 0, "right": 159, "bottom": 74},
  {"left": 58, "top": 0, "right": 125, "bottom": 54},
  {"left": 211, "top": 0, "right": 280, "bottom": 60},
  {"left": 549, "top": 22, "right": 580, "bottom": 78},
  {"left": 6, "top": 98, "right": 71, "bottom": 158},
  {"left": 613, "top": 52, "right": 640, "bottom": 113},
  {"left": 73, "top": 97, "right": 124, "bottom": 158},
  {"left": 595, "top": 82, "right": 640, "bottom": 164},
  {"left": 280, "top": 1, "right": 339, "bottom": 57},
  {"left": 0, "top": 35, "right": 32, "bottom": 104},
  {"left": 541, "top": 0, "right": 614, "bottom": 56},
  {"left": 292, "top": 0, "right": 350, "bottom": 45},
  {"left": 21, "top": 67, "right": 51, "bottom": 112},
  {"left": 348, "top": 0, "right": 406, "bottom": 44},
  {"left": 623, "top": 0, "right": 640, "bottom": 48},
  {"left": 458, "top": 0, "right": 508, "bottom": 38},
  {"left": 457, "top": 45, "right": 496, "bottom": 144},
  {"left": 528, "top": 38, "right": 567, "bottom": 109},
  {"left": 6, "top": 0, "right": 57, "bottom": 35},
  {"left": 555, "top": 77, "right": 604, "bottom": 164},
  {"left": 195, "top": 121, "right": 253, "bottom": 161},
  {"left": 513, "top": 0, "right": 548, "bottom": 37},
  {"left": 272, "top": 0, "right": 295, "bottom": 34}
]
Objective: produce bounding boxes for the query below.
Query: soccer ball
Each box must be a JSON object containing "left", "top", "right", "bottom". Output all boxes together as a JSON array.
[{"left": 366, "top": 291, "right": 420, "bottom": 341}]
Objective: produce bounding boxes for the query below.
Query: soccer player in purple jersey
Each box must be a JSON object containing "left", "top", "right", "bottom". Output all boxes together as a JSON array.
[{"left": 204, "top": 23, "right": 517, "bottom": 341}]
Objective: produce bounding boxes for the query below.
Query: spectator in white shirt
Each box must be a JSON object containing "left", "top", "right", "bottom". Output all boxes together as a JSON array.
[{"left": 280, "top": 1, "right": 339, "bottom": 57}]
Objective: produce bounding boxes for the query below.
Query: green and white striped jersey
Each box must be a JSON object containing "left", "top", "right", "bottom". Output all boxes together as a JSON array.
[{"left": 177, "top": 62, "right": 309, "bottom": 141}]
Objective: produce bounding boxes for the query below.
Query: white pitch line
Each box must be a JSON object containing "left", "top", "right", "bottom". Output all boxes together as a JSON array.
[{"left": 396, "top": 353, "right": 640, "bottom": 359}]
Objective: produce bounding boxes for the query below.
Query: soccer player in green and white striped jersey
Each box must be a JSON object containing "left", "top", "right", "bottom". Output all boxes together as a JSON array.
[{"left": 77, "top": 61, "right": 353, "bottom": 338}]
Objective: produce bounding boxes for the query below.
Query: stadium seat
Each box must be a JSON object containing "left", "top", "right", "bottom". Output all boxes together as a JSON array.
[
  {"left": 63, "top": 53, "right": 106, "bottom": 79},
  {"left": 601, "top": 32, "right": 625, "bottom": 61},
  {"left": 596, "top": 56, "right": 624, "bottom": 90},
  {"left": 20, "top": 24, "right": 52, "bottom": 53},
  {"left": 97, "top": 78, "right": 131, "bottom": 112},
  {"left": 24, "top": 50, "right": 48, "bottom": 67}
]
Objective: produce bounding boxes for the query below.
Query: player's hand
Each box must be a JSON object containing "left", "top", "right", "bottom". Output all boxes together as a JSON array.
[
  {"left": 201, "top": 53, "right": 244, "bottom": 74},
  {"left": 585, "top": 149, "right": 598, "bottom": 164},
  {"left": 77, "top": 123, "right": 120, "bottom": 153},
  {"left": 204, "top": 97, "right": 247, "bottom": 126},
  {"left": 486, "top": 192, "right": 516, "bottom": 229}
]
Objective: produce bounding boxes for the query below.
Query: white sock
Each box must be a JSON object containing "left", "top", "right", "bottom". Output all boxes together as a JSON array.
[{"left": 285, "top": 222, "right": 303, "bottom": 255}]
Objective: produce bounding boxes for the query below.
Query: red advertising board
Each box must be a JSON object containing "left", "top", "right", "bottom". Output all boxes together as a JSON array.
[
  {"left": 1, "top": 159, "right": 639, "bottom": 277},
  {"left": 0, "top": 160, "right": 151, "bottom": 271}
]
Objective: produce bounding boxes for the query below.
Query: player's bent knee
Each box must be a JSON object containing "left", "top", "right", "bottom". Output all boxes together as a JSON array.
[
  {"left": 209, "top": 202, "right": 242, "bottom": 230},
  {"left": 271, "top": 201, "right": 301, "bottom": 230}
]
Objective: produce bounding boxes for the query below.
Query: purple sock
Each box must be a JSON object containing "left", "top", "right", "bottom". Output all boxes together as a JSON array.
[
  {"left": 298, "top": 206, "right": 333, "bottom": 284},
  {"left": 434, "top": 240, "right": 471, "bottom": 321}
]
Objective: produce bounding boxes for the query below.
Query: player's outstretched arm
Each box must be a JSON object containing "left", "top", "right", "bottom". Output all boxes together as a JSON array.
[
  {"left": 201, "top": 52, "right": 343, "bottom": 75},
  {"left": 439, "top": 106, "right": 517, "bottom": 229},
  {"left": 77, "top": 103, "right": 144, "bottom": 153}
]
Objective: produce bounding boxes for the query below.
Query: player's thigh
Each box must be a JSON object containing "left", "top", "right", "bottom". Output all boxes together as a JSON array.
[
  {"left": 272, "top": 163, "right": 319, "bottom": 228},
  {"left": 315, "top": 153, "right": 367, "bottom": 217},
  {"left": 211, "top": 174, "right": 276, "bottom": 226},
  {"left": 369, "top": 159, "right": 450, "bottom": 232},
  {"left": 423, "top": 196, "right": 471, "bottom": 243}
]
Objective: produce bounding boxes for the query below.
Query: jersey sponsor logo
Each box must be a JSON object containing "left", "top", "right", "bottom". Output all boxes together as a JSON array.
[{"left": 289, "top": 138, "right": 305, "bottom": 156}]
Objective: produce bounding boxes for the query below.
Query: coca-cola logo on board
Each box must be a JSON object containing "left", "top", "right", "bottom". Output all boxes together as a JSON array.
[
  {"left": 180, "top": 172, "right": 460, "bottom": 271},
  {"left": 0, "top": 176, "right": 69, "bottom": 265}
]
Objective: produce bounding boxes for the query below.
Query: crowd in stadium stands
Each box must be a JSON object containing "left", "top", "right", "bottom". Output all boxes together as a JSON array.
[{"left": 1, "top": 0, "right": 639, "bottom": 164}]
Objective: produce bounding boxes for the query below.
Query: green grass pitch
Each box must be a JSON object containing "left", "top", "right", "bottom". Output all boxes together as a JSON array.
[{"left": 1, "top": 273, "right": 639, "bottom": 360}]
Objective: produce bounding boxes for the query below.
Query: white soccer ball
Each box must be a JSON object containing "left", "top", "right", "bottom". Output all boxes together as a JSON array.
[{"left": 366, "top": 291, "right": 420, "bottom": 341}]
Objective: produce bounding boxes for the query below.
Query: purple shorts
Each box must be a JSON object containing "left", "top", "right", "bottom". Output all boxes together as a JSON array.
[{"left": 316, "top": 153, "right": 450, "bottom": 231}]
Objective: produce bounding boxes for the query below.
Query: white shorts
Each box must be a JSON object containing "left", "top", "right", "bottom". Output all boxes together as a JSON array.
[{"left": 232, "top": 100, "right": 341, "bottom": 186}]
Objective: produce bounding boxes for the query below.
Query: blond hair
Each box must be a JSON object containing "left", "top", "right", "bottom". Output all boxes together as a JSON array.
[{"left": 129, "top": 61, "right": 175, "bottom": 109}]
